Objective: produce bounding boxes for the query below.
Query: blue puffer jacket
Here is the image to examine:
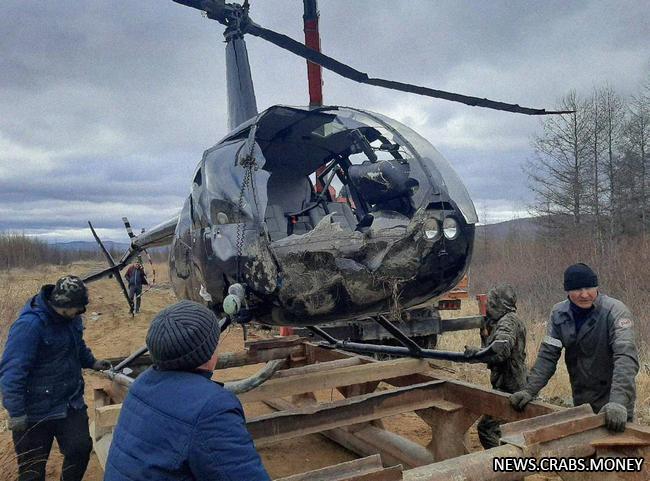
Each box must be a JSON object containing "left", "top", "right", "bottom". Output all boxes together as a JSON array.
[
  {"left": 0, "top": 285, "right": 96, "bottom": 422},
  {"left": 105, "top": 367, "right": 271, "bottom": 481}
]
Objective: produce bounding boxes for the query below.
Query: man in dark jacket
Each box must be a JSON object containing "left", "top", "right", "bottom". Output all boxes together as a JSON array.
[
  {"left": 464, "top": 284, "right": 527, "bottom": 448},
  {"left": 124, "top": 259, "right": 148, "bottom": 314},
  {"left": 104, "top": 300, "right": 271, "bottom": 481},
  {"left": 510, "top": 263, "right": 639, "bottom": 432},
  {"left": 0, "top": 275, "right": 111, "bottom": 481}
]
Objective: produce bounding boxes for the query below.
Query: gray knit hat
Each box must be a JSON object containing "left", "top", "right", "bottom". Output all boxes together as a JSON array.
[
  {"left": 49, "top": 275, "right": 89, "bottom": 308},
  {"left": 146, "top": 300, "right": 220, "bottom": 371}
]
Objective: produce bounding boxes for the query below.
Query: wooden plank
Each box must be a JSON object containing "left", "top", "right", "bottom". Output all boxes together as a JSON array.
[
  {"left": 96, "top": 404, "right": 123, "bottom": 429},
  {"left": 238, "top": 358, "right": 430, "bottom": 404},
  {"left": 304, "top": 344, "right": 558, "bottom": 422},
  {"left": 93, "top": 388, "right": 112, "bottom": 440},
  {"left": 246, "top": 335, "right": 304, "bottom": 351},
  {"left": 522, "top": 413, "right": 606, "bottom": 446},
  {"left": 306, "top": 343, "right": 376, "bottom": 365},
  {"left": 92, "top": 429, "right": 113, "bottom": 470},
  {"left": 273, "top": 357, "right": 363, "bottom": 378},
  {"left": 419, "top": 399, "right": 463, "bottom": 413},
  {"left": 249, "top": 380, "right": 445, "bottom": 447},
  {"left": 264, "top": 399, "right": 434, "bottom": 469},
  {"left": 344, "top": 466, "right": 402, "bottom": 481},
  {"left": 590, "top": 435, "right": 650, "bottom": 448},
  {"left": 501, "top": 405, "right": 593, "bottom": 439},
  {"left": 275, "top": 454, "right": 383, "bottom": 481},
  {"left": 441, "top": 380, "right": 557, "bottom": 421}
]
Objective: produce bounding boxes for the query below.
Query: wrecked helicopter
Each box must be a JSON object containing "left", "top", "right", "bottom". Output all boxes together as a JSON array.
[{"left": 85, "top": 0, "right": 569, "bottom": 361}]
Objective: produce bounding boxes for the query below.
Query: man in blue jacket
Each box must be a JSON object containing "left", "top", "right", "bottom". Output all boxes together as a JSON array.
[
  {"left": 0, "top": 275, "right": 111, "bottom": 481},
  {"left": 104, "top": 300, "right": 271, "bottom": 481}
]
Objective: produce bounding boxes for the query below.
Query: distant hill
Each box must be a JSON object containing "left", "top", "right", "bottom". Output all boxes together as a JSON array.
[
  {"left": 52, "top": 241, "right": 130, "bottom": 252},
  {"left": 477, "top": 217, "right": 542, "bottom": 240}
]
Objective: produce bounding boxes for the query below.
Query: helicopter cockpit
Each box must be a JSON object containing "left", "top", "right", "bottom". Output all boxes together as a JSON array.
[{"left": 206, "top": 105, "right": 476, "bottom": 239}]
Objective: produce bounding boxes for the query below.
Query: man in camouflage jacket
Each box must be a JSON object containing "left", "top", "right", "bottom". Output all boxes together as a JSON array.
[
  {"left": 510, "top": 263, "right": 639, "bottom": 432},
  {"left": 464, "top": 283, "right": 527, "bottom": 448}
]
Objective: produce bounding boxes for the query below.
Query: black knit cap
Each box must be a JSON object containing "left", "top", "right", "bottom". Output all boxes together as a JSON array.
[
  {"left": 146, "top": 300, "right": 220, "bottom": 371},
  {"left": 49, "top": 275, "right": 89, "bottom": 308},
  {"left": 563, "top": 263, "right": 598, "bottom": 291}
]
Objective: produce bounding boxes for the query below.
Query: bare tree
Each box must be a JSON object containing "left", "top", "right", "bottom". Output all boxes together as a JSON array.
[
  {"left": 623, "top": 83, "right": 650, "bottom": 239},
  {"left": 527, "top": 91, "right": 592, "bottom": 231},
  {"left": 597, "top": 84, "right": 626, "bottom": 240},
  {"left": 586, "top": 88, "right": 608, "bottom": 249}
]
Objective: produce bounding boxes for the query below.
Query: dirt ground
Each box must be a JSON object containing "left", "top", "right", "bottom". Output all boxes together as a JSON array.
[{"left": 0, "top": 261, "right": 585, "bottom": 480}]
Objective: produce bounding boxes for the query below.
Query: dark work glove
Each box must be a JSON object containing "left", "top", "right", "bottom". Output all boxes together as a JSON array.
[
  {"left": 509, "top": 390, "right": 533, "bottom": 411},
  {"left": 463, "top": 345, "right": 480, "bottom": 358},
  {"left": 8, "top": 415, "right": 28, "bottom": 432},
  {"left": 599, "top": 402, "right": 627, "bottom": 432},
  {"left": 92, "top": 359, "right": 112, "bottom": 371}
]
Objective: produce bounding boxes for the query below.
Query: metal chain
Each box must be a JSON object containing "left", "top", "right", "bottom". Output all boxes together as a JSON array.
[{"left": 235, "top": 134, "right": 259, "bottom": 281}]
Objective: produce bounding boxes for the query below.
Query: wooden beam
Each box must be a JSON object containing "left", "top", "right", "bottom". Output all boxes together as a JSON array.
[
  {"left": 246, "top": 335, "right": 304, "bottom": 351},
  {"left": 238, "top": 358, "right": 430, "bottom": 404},
  {"left": 343, "top": 466, "right": 402, "bottom": 481},
  {"left": 92, "top": 431, "right": 113, "bottom": 471},
  {"left": 441, "top": 379, "right": 557, "bottom": 421},
  {"left": 273, "top": 357, "right": 363, "bottom": 378},
  {"left": 402, "top": 444, "right": 527, "bottom": 481},
  {"left": 92, "top": 388, "right": 113, "bottom": 440},
  {"left": 86, "top": 358, "right": 429, "bottom": 431},
  {"left": 249, "top": 381, "right": 445, "bottom": 447},
  {"left": 305, "top": 343, "right": 376, "bottom": 365},
  {"left": 501, "top": 405, "right": 593, "bottom": 440},
  {"left": 264, "top": 398, "right": 434, "bottom": 470},
  {"left": 274, "top": 454, "right": 383, "bottom": 481},
  {"left": 96, "top": 404, "right": 123, "bottom": 429},
  {"left": 523, "top": 413, "right": 606, "bottom": 446}
]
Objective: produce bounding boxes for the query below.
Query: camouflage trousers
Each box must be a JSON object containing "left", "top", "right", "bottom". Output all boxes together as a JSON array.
[{"left": 477, "top": 414, "right": 502, "bottom": 449}]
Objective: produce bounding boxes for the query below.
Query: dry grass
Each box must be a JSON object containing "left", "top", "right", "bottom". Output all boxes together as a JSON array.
[{"left": 0, "top": 252, "right": 649, "bottom": 477}]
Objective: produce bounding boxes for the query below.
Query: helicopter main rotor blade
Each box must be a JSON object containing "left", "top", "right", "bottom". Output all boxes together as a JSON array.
[
  {"left": 245, "top": 22, "right": 572, "bottom": 116},
  {"left": 171, "top": 0, "right": 572, "bottom": 115}
]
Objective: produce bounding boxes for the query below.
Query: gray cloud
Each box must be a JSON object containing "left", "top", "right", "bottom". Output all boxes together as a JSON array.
[{"left": 0, "top": 0, "right": 648, "bottom": 240}]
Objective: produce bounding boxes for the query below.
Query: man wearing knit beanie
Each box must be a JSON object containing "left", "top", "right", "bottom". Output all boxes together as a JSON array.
[
  {"left": 510, "top": 263, "right": 639, "bottom": 433},
  {"left": 104, "top": 300, "right": 270, "bottom": 481},
  {"left": 0, "top": 275, "right": 111, "bottom": 481}
]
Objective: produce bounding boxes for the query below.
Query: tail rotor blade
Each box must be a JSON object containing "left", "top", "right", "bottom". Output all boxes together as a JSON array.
[{"left": 87, "top": 221, "right": 134, "bottom": 313}]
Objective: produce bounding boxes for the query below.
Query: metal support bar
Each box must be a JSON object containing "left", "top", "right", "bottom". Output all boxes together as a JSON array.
[
  {"left": 308, "top": 325, "right": 338, "bottom": 344},
  {"left": 375, "top": 315, "right": 422, "bottom": 355},
  {"left": 111, "top": 345, "right": 148, "bottom": 373},
  {"left": 316, "top": 338, "right": 507, "bottom": 362}
]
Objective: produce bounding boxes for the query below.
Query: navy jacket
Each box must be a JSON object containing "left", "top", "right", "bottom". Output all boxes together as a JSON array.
[
  {"left": 104, "top": 367, "right": 271, "bottom": 481},
  {"left": 0, "top": 285, "right": 96, "bottom": 422}
]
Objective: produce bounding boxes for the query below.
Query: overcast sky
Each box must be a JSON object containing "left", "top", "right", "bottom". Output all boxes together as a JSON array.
[{"left": 1, "top": 0, "right": 648, "bottom": 242}]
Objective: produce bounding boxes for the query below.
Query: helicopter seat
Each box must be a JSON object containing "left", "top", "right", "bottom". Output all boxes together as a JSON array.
[
  {"left": 265, "top": 173, "right": 314, "bottom": 241},
  {"left": 308, "top": 202, "right": 357, "bottom": 231}
]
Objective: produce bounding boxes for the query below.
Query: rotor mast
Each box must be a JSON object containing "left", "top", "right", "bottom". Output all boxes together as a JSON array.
[
  {"left": 303, "top": 0, "right": 323, "bottom": 107},
  {"left": 224, "top": 4, "right": 258, "bottom": 130}
]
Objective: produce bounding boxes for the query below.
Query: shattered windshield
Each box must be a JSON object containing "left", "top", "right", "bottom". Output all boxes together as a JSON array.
[{"left": 330, "top": 108, "right": 478, "bottom": 224}]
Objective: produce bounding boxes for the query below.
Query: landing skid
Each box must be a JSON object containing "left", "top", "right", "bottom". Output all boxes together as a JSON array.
[{"left": 306, "top": 315, "right": 503, "bottom": 362}]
